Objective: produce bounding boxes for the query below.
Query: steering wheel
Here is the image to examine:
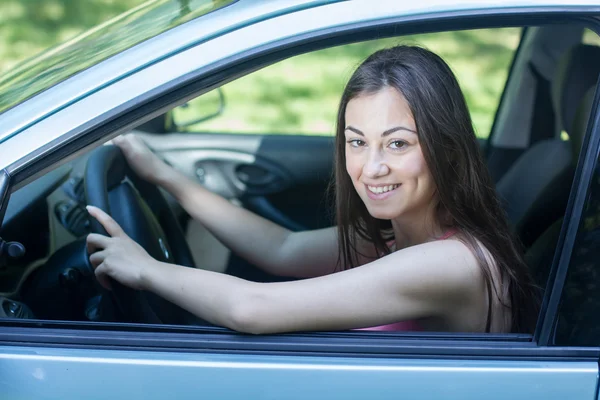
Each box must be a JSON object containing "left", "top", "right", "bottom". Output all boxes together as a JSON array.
[{"left": 84, "top": 144, "right": 197, "bottom": 324}]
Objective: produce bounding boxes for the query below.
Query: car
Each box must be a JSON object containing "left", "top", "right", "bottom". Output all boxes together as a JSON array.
[{"left": 1, "top": 0, "right": 600, "bottom": 398}]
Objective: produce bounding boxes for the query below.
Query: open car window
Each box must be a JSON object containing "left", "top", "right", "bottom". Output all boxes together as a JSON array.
[
  {"left": 0, "top": 7, "right": 598, "bottom": 347},
  {"left": 172, "top": 28, "right": 521, "bottom": 139},
  {"left": 3, "top": 2, "right": 600, "bottom": 397}
]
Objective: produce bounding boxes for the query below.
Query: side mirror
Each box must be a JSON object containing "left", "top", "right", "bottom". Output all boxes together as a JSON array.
[{"left": 172, "top": 88, "right": 225, "bottom": 130}]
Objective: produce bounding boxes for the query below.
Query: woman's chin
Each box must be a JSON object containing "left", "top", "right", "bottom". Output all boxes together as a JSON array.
[{"left": 365, "top": 206, "right": 402, "bottom": 220}]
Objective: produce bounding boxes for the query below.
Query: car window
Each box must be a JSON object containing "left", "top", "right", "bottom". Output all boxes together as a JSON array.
[
  {"left": 552, "top": 83, "right": 599, "bottom": 346},
  {"left": 5, "top": 20, "right": 598, "bottom": 339},
  {"left": 583, "top": 28, "right": 600, "bottom": 46},
  {"left": 173, "top": 28, "right": 522, "bottom": 139}
]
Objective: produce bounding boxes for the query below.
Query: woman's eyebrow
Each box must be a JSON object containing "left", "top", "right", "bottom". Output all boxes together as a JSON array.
[
  {"left": 344, "top": 126, "right": 364, "bottom": 136},
  {"left": 345, "top": 126, "right": 417, "bottom": 136},
  {"left": 383, "top": 126, "right": 417, "bottom": 136}
]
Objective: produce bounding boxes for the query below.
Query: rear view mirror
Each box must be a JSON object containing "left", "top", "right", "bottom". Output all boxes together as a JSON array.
[{"left": 173, "top": 88, "right": 225, "bottom": 130}]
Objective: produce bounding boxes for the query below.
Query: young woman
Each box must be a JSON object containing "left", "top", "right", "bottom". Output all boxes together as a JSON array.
[{"left": 86, "top": 45, "right": 540, "bottom": 334}]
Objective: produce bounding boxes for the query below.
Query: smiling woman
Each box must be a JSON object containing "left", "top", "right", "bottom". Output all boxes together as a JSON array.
[
  {"left": 84, "top": 45, "right": 540, "bottom": 335},
  {"left": 333, "top": 45, "right": 540, "bottom": 333},
  {"left": 344, "top": 88, "right": 427, "bottom": 219}
]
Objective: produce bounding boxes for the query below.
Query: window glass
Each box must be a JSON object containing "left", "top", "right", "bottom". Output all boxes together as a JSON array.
[
  {"left": 0, "top": 0, "right": 236, "bottom": 114},
  {"left": 554, "top": 90, "right": 599, "bottom": 346},
  {"left": 583, "top": 28, "right": 600, "bottom": 46},
  {"left": 173, "top": 28, "right": 522, "bottom": 139}
]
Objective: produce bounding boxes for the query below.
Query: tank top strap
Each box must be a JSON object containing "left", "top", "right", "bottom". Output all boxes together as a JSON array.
[{"left": 437, "top": 228, "right": 458, "bottom": 240}]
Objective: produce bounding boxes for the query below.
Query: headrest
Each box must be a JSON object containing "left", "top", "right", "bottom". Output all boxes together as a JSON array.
[
  {"left": 552, "top": 44, "right": 600, "bottom": 136},
  {"left": 570, "top": 86, "right": 596, "bottom": 160}
]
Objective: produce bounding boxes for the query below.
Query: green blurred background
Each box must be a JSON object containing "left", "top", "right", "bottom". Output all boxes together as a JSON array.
[
  {"left": 177, "top": 30, "right": 521, "bottom": 138},
  {"left": 3, "top": 1, "right": 597, "bottom": 138}
]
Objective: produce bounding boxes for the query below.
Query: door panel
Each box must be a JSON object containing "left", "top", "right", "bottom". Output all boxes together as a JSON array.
[
  {"left": 140, "top": 132, "right": 334, "bottom": 280},
  {"left": 1, "top": 345, "right": 597, "bottom": 400},
  {"left": 247, "top": 135, "right": 335, "bottom": 231},
  {"left": 143, "top": 132, "right": 334, "bottom": 229}
]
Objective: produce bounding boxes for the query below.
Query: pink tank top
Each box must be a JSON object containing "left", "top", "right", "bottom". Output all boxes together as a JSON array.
[{"left": 355, "top": 228, "right": 458, "bottom": 332}]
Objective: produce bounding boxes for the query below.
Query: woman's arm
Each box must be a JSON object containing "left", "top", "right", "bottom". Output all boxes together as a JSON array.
[
  {"left": 158, "top": 167, "right": 340, "bottom": 278},
  {"left": 114, "top": 134, "right": 339, "bottom": 278},
  {"left": 87, "top": 206, "right": 483, "bottom": 334}
]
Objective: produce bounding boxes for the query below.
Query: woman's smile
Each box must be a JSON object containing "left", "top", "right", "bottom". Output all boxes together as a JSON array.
[
  {"left": 365, "top": 183, "right": 401, "bottom": 200},
  {"left": 344, "top": 88, "right": 436, "bottom": 220}
]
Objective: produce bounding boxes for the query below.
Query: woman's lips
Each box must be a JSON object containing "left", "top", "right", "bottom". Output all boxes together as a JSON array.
[{"left": 365, "top": 183, "right": 401, "bottom": 200}]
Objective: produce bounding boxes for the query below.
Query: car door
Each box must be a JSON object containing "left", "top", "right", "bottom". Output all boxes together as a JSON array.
[{"left": 1, "top": 2, "right": 600, "bottom": 399}]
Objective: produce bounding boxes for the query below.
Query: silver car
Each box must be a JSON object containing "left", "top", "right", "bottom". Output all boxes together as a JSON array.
[{"left": 0, "top": 0, "right": 600, "bottom": 398}]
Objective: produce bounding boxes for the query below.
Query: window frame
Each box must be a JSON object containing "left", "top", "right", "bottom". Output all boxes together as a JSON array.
[
  {"left": 536, "top": 79, "right": 600, "bottom": 346},
  {"left": 0, "top": 7, "right": 599, "bottom": 359}
]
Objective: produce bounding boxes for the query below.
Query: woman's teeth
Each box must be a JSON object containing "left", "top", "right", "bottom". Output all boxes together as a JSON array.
[{"left": 367, "top": 184, "right": 399, "bottom": 194}]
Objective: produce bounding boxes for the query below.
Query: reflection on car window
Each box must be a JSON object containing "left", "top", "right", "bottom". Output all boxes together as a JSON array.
[
  {"left": 555, "top": 89, "right": 600, "bottom": 346},
  {"left": 0, "top": 0, "right": 235, "bottom": 114},
  {"left": 583, "top": 28, "right": 600, "bottom": 46},
  {"left": 174, "top": 28, "right": 521, "bottom": 139}
]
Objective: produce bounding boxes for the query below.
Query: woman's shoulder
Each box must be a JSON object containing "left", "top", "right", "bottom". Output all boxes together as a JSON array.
[
  {"left": 373, "top": 237, "right": 485, "bottom": 299},
  {"left": 353, "top": 229, "right": 491, "bottom": 288},
  {"left": 441, "top": 232, "right": 510, "bottom": 332},
  {"left": 440, "top": 231, "right": 495, "bottom": 285}
]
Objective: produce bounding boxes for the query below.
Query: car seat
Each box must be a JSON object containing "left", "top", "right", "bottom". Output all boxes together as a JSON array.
[
  {"left": 496, "top": 44, "right": 600, "bottom": 248},
  {"left": 525, "top": 86, "right": 596, "bottom": 289}
]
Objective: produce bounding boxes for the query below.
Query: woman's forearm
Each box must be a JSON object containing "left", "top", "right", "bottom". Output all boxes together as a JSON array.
[
  {"left": 140, "top": 260, "right": 258, "bottom": 332},
  {"left": 152, "top": 165, "right": 196, "bottom": 206},
  {"left": 152, "top": 166, "right": 297, "bottom": 276}
]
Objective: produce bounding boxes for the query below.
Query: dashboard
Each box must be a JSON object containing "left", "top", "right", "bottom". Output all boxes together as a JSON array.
[{"left": 0, "top": 154, "right": 97, "bottom": 320}]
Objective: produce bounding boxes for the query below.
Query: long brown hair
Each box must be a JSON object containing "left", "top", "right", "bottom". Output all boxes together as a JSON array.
[{"left": 332, "top": 45, "right": 540, "bottom": 333}]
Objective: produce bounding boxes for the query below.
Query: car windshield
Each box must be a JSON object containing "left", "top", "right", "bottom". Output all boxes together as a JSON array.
[{"left": 0, "top": 0, "right": 235, "bottom": 115}]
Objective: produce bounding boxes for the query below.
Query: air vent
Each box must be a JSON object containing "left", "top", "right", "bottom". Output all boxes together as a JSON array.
[
  {"left": 61, "top": 175, "right": 85, "bottom": 203},
  {"left": 54, "top": 200, "right": 90, "bottom": 237}
]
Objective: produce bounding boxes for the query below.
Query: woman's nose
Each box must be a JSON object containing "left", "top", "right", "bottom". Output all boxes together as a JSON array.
[{"left": 363, "top": 149, "right": 389, "bottom": 178}]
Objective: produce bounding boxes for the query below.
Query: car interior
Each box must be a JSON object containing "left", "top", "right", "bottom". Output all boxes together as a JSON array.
[{"left": 0, "top": 24, "right": 598, "bottom": 337}]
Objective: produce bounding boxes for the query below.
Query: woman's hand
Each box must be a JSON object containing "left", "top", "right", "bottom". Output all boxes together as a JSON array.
[
  {"left": 86, "top": 205, "right": 159, "bottom": 291},
  {"left": 112, "top": 134, "right": 171, "bottom": 183}
]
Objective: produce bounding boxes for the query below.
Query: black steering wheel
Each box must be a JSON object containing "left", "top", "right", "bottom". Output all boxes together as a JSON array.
[{"left": 84, "top": 144, "right": 197, "bottom": 324}]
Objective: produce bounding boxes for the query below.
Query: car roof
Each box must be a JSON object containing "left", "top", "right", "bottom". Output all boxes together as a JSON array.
[{"left": 0, "top": 0, "right": 598, "bottom": 144}]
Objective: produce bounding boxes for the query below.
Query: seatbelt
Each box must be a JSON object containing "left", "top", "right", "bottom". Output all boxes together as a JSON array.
[{"left": 528, "top": 62, "right": 556, "bottom": 145}]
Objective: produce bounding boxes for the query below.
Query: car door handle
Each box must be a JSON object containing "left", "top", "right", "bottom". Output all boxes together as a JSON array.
[{"left": 235, "top": 164, "right": 278, "bottom": 187}]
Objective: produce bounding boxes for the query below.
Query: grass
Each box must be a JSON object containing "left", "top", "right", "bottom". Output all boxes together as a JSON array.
[{"left": 0, "top": 2, "right": 524, "bottom": 138}]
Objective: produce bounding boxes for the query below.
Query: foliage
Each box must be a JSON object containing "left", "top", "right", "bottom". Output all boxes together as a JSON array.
[
  {"left": 175, "top": 29, "right": 522, "bottom": 139},
  {"left": 0, "top": 0, "right": 231, "bottom": 113},
  {"left": 1, "top": 2, "right": 522, "bottom": 138}
]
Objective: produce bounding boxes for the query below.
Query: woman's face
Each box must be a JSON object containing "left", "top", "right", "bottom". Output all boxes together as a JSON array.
[{"left": 344, "top": 87, "right": 437, "bottom": 221}]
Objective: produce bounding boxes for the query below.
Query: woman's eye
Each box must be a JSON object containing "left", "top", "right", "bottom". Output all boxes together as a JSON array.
[
  {"left": 347, "top": 139, "right": 365, "bottom": 148},
  {"left": 389, "top": 140, "right": 407, "bottom": 150}
]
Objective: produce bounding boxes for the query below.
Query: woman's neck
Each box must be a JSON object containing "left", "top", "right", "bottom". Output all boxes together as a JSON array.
[{"left": 390, "top": 205, "right": 447, "bottom": 249}]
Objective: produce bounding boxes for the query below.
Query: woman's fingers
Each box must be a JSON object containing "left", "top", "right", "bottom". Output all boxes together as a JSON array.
[
  {"left": 113, "top": 134, "right": 132, "bottom": 152},
  {"left": 94, "top": 263, "right": 113, "bottom": 291},
  {"left": 86, "top": 206, "right": 126, "bottom": 238},
  {"left": 88, "top": 250, "right": 107, "bottom": 268},
  {"left": 86, "top": 233, "right": 112, "bottom": 254},
  {"left": 114, "top": 134, "right": 144, "bottom": 154},
  {"left": 112, "top": 134, "right": 126, "bottom": 146}
]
